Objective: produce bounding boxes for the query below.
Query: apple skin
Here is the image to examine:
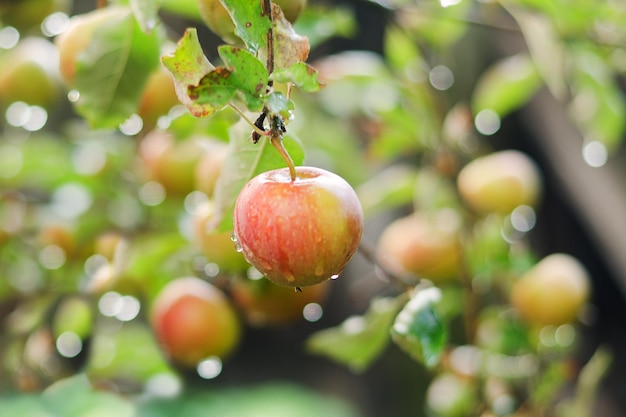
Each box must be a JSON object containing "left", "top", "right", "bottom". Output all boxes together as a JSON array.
[
  {"left": 55, "top": 6, "right": 129, "bottom": 86},
  {"left": 192, "top": 202, "right": 250, "bottom": 273},
  {"left": 233, "top": 166, "right": 363, "bottom": 288},
  {"left": 199, "top": 0, "right": 306, "bottom": 44},
  {"left": 150, "top": 277, "right": 241, "bottom": 367},
  {"left": 510, "top": 253, "right": 591, "bottom": 326},
  {"left": 457, "top": 150, "right": 542, "bottom": 215},
  {"left": 376, "top": 210, "right": 461, "bottom": 283},
  {"left": 230, "top": 276, "right": 328, "bottom": 326}
]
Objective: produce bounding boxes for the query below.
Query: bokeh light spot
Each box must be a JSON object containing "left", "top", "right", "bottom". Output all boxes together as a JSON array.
[
  {"left": 303, "top": 303, "right": 324, "bottom": 322},
  {"left": 582, "top": 141, "right": 608, "bottom": 168},
  {"left": 197, "top": 356, "right": 223, "bottom": 379},
  {"left": 474, "top": 109, "right": 501, "bottom": 135}
]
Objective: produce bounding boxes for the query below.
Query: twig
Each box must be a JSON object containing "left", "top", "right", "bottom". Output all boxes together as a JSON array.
[
  {"left": 262, "top": 0, "right": 275, "bottom": 77},
  {"left": 357, "top": 239, "right": 421, "bottom": 288}
]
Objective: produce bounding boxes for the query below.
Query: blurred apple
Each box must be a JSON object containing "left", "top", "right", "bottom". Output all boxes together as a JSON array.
[
  {"left": 194, "top": 141, "right": 228, "bottom": 198},
  {"left": 138, "top": 130, "right": 209, "bottom": 196},
  {"left": 230, "top": 276, "right": 328, "bottom": 326},
  {"left": 0, "top": 0, "right": 69, "bottom": 32},
  {"left": 0, "top": 38, "right": 61, "bottom": 109},
  {"left": 457, "top": 150, "right": 541, "bottom": 215},
  {"left": 151, "top": 277, "right": 241, "bottom": 366},
  {"left": 136, "top": 65, "right": 180, "bottom": 132},
  {"left": 192, "top": 201, "right": 250, "bottom": 273},
  {"left": 377, "top": 209, "right": 462, "bottom": 283},
  {"left": 426, "top": 372, "right": 478, "bottom": 417},
  {"left": 510, "top": 253, "right": 591, "bottom": 326}
]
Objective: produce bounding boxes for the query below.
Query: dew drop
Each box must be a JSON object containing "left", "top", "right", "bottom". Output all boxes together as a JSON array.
[
  {"left": 330, "top": 274, "right": 340, "bottom": 280},
  {"left": 230, "top": 232, "right": 238, "bottom": 243},
  {"left": 235, "top": 243, "right": 243, "bottom": 253}
]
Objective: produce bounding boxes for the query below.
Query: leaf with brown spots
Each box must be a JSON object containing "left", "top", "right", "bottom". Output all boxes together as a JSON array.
[
  {"left": 271, "top": 62, "right": 323, "bottom": 92},
  {"left": 259, "top": 5, "right": 310, "bottom": 72},
  {"left": 188, "top": 45, "right": 269, "bottom": 113},
  {"left": 162, "top": 28, "right": 217, "bottom": 118},
  {"left": 221, "top": 0, "right": 272, "bottom": 54}
]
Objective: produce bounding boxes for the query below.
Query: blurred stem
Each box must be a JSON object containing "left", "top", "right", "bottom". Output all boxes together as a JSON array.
[
  {"left": 97, "top": 0, "right": 107, "bottom": 8},
  {"left": 357, "top": 239, "right": 420, "bottom": 288},
  {"left": 457, "top": 238, "right": 479, "bottom": 344},
  {"left": 229, "top": 104, "right": 269, "bottom": 138},
  {"left": 555, "top": 346, "right": 613, "bottom": 417}
]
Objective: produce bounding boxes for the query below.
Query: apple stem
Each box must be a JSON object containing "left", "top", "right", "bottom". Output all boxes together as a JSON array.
[
  {"left": 229, "top": 104, "right": 270, "bottom": 139},
  {"left": 270, "top": 133, "right": 297, "bottom": 181}
]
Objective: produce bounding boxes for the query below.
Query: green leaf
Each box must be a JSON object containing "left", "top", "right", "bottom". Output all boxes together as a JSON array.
[
  {"left": 162, "top": 28, "right": 216, "bottom": 118},
  {"left": 42, "top": 374, "right": 135, "bottom": 417},
  {"left": 472, "top": 53, "right": 542, "bottom": 118},
  {"left": 130, "top": 0, "right": 159, "bottom": 32},
  {"left": 159, "top": 0, "right": 202, "bottom": 20},
  {"left": 384, "top": 24, "right": 422, "bottom": 72},
  {"left": 264, "top": 92, "right": 294, "bottom": 117},
  {"left": 221, "top": 0, "right": 272, "bottom": 53},
  {"left": 137, "top": 383, "right": 360, "bottom": 417},
  {"left": 356, "top": 164, "right": 418, "bottom": 217},
  {"left": 569, "top": 47, "right": 626, "bottom": 151},
  {"left": 391, "top": 287, "right": 447, "bottom": 368},
  {"left": 271, "top": 62, "right": 323, "bottom": 92},
  {"left": 293, "top": 5, "right": 356, "bottom": 49},
  {"left": 188, "top": 46, "right": 269, "bottom": 113},
  {"left": 74, "top": 7, "right": 160, "bottom": 129},
  {"left": 306, "top": 295, "right": 409, "bottom": 372}
]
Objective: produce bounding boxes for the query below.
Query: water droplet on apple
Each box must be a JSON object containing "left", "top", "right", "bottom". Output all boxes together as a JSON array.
[
  {"left": 330, "top": 274, "right": 340, "bottom": 280},
  {"left": 235, "top": 243, "right": 243, "bottom": 253},
  {"left": 230, "top": 232, "right": 238, "bottom": 243},
  {"left": 284, "top": 272, "right": 296, "bottom": 283}
]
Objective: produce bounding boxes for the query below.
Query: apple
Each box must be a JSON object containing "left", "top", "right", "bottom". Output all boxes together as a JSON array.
[
  {"left": 457, "top": 150, "right": 542, "bottom": 215},
  {"left": 193, "top": 141, "right": 228, "bottom": 198},
  {"left": 376, "top": 209, "right": 462, "bottom": 283},
  {"left": 138, "top": 130, "right": 208, "bottom": 196},
  {"left": 426, "top": 372, "right": 478, "bottom": 417},
  {"left": 136, "top": 65, "right": 180, "bottom": 132},
  {"left": 93, "top": 231, "right": 125, "bottom": 260},
  {"left": 150, "top": 277, "right": 241, "bottom": 366},
  {"left": 192, "top": 201, "right": 250, "bottom": 273},
  {"left": 0, "top": 38, "right": 61, "bottom": 109},
  {"left": 198, "top": 0, "right": 306, "bottom": 44},
  {"left": 510, "top": 253, "right": 591, "bottom": 326},
  {"left": 55, "top": 6, "right": 129, "bottom": 86},
  {"left": 0, "top": 0, "right": 69, "bottom": 33},
  {"left": 230, "top": 276, "right": 328, "bottom": 326},
  {"left": 37, "top": 224, "right": 75, "bottom": 257},
  {"left": 233, "top": 166, "right": 363, "bottom": 288}
]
